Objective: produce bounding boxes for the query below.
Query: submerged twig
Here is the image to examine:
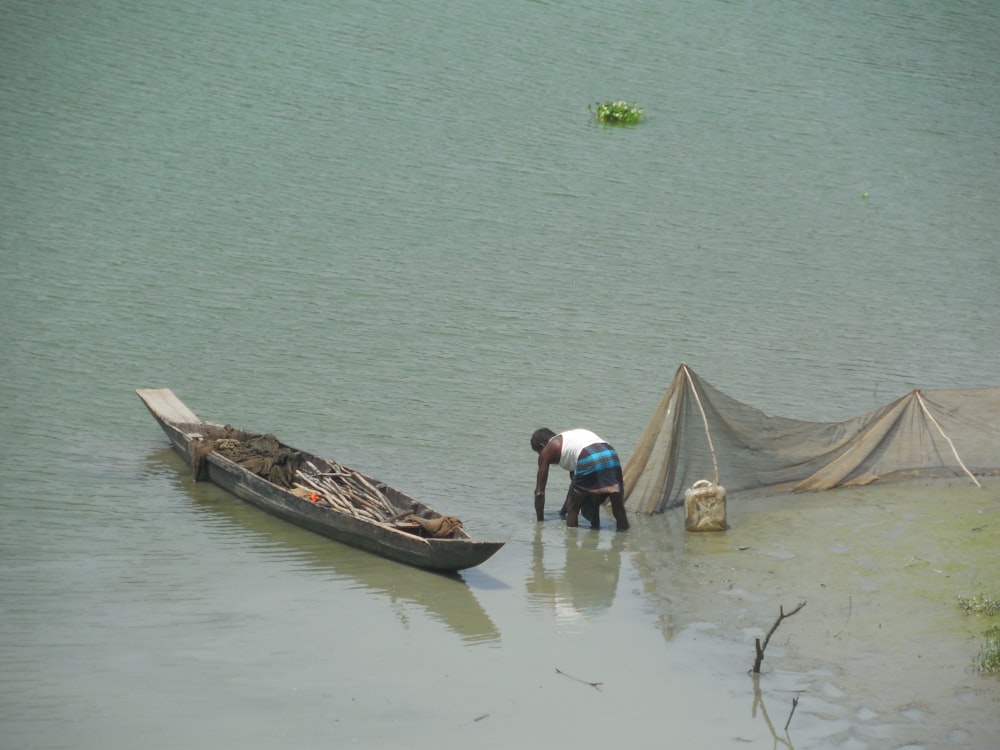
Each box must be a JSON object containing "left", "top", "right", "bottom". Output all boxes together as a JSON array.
[
  {"left": 751, "top": 601, "right": 806, "bottom": 673},
  {"left": 784, "top": 696, "right": 799, "bottom": 731},
  {"left": 555, "top": 667, "right": 603, "bottom": 691},
  {"left": 833, "top": 596, "right": 852, "bottom": 638}
]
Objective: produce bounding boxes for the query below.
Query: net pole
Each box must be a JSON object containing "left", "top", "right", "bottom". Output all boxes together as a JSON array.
[
  {"left": 682, "top": 364, "right": 720, "bottom": 485},
  {"left": 914, "top": 390, "right": 981, "bottom": 488}
]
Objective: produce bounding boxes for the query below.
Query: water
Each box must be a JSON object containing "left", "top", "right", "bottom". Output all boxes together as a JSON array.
[{"left": 2, "top": 1, "right": 999, "bottom": 747}]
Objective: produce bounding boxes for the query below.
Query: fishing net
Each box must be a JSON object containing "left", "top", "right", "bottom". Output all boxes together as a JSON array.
[
  {"left": 188, "top": 425, "right": 302, "bottom": 488},
  {"left": 624, "top": 364, "right": 1000, "bottom": 514}
]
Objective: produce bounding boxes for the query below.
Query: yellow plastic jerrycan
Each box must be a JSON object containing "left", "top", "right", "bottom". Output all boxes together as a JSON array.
[{"left": 684, "top": 479, "right": 727, "bottom": 531}]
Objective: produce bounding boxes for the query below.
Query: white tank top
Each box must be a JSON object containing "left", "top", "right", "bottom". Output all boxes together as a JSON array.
[{"left": 559, "top": 429, "right": 604, "bottom": 471}]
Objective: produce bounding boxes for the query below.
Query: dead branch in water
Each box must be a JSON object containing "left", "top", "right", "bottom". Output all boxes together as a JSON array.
[
  {"left": 555, "top": 667, "right": 602, "bottom": 691},
  {"left": 751, "top": 601, "right": 806, "bottom": 673}
]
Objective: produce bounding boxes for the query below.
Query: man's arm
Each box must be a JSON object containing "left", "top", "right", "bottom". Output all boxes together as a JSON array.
[
  {"left": 534, "top": 458, "right": 549, "bottom": 521},
  {"left": 534, "top": 438, "right": 560, "bottom": 521}
]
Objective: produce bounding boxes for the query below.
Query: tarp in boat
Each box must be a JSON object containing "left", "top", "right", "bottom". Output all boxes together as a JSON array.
[{"left": 623, "top": 364, "right": 1000, "bottom": 514}]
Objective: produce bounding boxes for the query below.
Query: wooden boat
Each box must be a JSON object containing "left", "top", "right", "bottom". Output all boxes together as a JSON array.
[{"left": 136, "top": 388, "right": 504, "bottom": 572}]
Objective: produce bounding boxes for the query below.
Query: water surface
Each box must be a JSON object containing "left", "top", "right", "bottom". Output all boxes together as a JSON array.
[{"left": 2, "top": 1, "right": 998, "bottom": 747}]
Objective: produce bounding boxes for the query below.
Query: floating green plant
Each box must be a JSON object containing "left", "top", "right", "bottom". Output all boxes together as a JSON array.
[{"left": 590, "top": 100, "right": 644, "bottom": 125}]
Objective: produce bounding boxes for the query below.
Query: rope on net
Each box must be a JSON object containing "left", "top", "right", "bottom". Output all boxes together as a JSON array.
[
  {"left": 914, "top": 389, "right": 981, "bottom": 488},
  {"left": 682, "top": 363, "right": 720, "bottom": 486}
]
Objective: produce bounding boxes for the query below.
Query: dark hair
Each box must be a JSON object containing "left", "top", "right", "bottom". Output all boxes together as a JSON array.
[{"left": 530, "top": 427, "right": 556, "bottom": 453}]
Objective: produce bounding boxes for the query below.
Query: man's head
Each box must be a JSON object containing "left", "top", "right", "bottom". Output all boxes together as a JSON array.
[{"left": 530, "top": 427, "right": 556, "bottom": 454}]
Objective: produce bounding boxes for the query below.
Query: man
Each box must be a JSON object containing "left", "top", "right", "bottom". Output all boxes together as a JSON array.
[{"left": 530, "top": 427, "right": 629, "bottom": 531}]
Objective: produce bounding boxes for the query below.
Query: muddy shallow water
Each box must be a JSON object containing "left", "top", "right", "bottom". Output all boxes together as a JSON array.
[
  {"left": 627, "top": 479, "right": 1000, "bottom": 748},
  {"left": 5, "top": 442, "right": 998, "bottom": 750}
]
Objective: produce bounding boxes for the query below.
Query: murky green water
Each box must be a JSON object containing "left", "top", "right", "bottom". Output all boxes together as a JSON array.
[
  {"left": 2, "top": 1, "right": 998, "bottom": 747},
  {"left": 634, "top": 480, "right": 1000, "bottom": 747}
]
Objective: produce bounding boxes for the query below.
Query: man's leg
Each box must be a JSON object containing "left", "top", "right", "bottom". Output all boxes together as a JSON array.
[
  {"left": 608, "top": 491, "right": 629, "bottom": 531},
  {"left": 563, "top": 487, "right": 584, "bottom": 527},
  {"left": 559, "top": 486, "right": 572, "bottom": 518},
  {"left": 580, "top": 495, "right": 600, "bottom": 529}
]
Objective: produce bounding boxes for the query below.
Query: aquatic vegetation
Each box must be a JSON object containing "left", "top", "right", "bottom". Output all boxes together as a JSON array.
[
  {"left": 975, "top": 625, "right": 1000, "bottom": 675},
  {"left": 958, "top": 593, "right": 1000, "bottom": 616},
  {"left": 958, "top": 594, "right": 1000, "bottom": 676},
  {"left": 590, "top": 100, "right": 644, "bottom": 125}
]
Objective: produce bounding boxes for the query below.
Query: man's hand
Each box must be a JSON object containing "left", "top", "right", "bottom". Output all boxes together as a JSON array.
[{"left": 534, "top": 491, "right": 545, "bottom": 521}]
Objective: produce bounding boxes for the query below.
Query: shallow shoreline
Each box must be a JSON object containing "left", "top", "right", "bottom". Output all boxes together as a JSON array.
[{"left": 626, "top": 478, "right": 1000, "bottom": 747}]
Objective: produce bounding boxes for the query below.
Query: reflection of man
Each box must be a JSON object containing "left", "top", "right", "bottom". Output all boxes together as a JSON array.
[
  {"left": 530, "top": 428, "right": 629, "bottom": 530},
  {"left": 527, "top": 524, "right": 624, "bottom": 615}
]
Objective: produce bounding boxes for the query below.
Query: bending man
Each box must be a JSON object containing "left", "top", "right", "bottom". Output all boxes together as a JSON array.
[{"left": 530, "top": 427, "right": 629, "bottom": 531}]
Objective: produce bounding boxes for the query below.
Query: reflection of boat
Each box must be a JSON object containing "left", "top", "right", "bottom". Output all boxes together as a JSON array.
[
  {"left": 527, "top": 524, "right": 624, "bottom": 616},
  {"left": 145, "top": 446, "right": 501, "bottom": 644},
  {"left": 136, "top": 388, "right": 504, "bottom": 572}
]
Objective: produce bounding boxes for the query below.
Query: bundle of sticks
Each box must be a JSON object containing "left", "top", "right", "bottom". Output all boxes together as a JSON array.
[{"left": 293, "top": 460, "right": 397, "bottom": 523}]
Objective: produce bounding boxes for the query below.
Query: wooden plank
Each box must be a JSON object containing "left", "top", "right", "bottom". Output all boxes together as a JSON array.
[{"left": 136, "top": 388, "right": 200, "bottom": 424}]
